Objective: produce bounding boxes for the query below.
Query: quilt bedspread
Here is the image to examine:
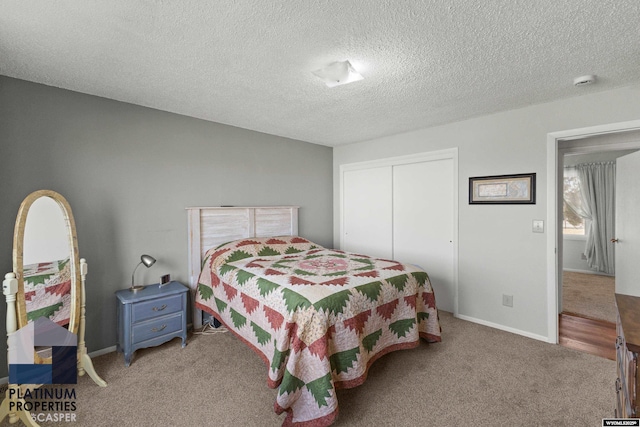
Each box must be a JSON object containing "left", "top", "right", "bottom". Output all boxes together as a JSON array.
[
  {"left": 195, "top": 236, "right": 441, "bottom": 426},
  {"left": 23, "top": 258, "right": 72, "bottom": 327}
]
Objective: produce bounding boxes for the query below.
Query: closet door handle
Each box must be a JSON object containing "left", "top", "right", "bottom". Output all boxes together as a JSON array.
[{"left": 611, "top": 238, "right": 619, "bottom": 243}]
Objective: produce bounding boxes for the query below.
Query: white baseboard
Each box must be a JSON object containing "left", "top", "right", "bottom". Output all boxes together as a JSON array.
[
  {"left": 0, "top": 346, "right": 118, "bottom": 385},
  {"left": 89, "top": 345, "right": 117, "bottom": 358},
  {"left": 455, "top": 314, "right": 551, "bottom": 343},
  {"left": 563, "top": 268, "right": 614, "bottom": 277}
]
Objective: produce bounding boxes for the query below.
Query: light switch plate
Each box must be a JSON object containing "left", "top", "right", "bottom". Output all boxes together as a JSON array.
[{"left": 533, "top": 220, "right": 544, "bottom": 233}]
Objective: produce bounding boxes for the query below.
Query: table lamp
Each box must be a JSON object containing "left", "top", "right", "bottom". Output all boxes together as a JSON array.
[{"left": 130, "top": 254, "right": 156, "bottom": 292}]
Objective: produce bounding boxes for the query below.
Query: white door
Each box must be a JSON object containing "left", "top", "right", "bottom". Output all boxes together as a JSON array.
[
  {"left": 342, "top": 166, "right": 393, "bottom": 259},
  {"left": 393, "top": 159, "right": 455, "bottom": 312},
  {"left": 615, "top": 150, "right": 640, "bottom": 296}
]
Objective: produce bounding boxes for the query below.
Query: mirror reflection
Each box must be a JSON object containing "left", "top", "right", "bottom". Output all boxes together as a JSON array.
[{"left": 22, "top": 196, "right": 73, "bottom": 328}]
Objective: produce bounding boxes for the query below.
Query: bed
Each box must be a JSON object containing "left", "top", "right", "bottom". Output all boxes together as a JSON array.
[{"left": 187, "top": 207, "right": 441, "bottom": 426}]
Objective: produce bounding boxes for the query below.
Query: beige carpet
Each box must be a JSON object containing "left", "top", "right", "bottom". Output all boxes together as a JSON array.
[
  {"left": 562, "top": 271, "right": 616, "bottom": 323},
  {"left": 1, "top": 312, "right": 615, "bottom": 427}
]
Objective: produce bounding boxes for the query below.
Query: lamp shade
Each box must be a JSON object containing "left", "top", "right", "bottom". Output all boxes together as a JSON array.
[
  {"left": 130, "top": 254, "right": 157, "bottom": 292},
  {"left": 140, "top": 254, "right": 156, "bottom": 268}
]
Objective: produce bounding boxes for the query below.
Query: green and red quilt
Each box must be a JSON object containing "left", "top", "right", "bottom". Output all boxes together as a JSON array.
[
  {"left": 195, "top": 236, "right": 441, "bottom": 426},
  {"left": 23, "top": 257, "right": 72, "bottom": 327}
]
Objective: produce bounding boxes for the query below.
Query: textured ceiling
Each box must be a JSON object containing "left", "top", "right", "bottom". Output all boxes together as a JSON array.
[{"left": 1, "top": 1, "right": 639, "bottom": 146}]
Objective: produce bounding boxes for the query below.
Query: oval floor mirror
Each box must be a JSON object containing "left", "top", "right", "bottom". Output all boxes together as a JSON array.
[{"left": 0, "top": 190, "right": 106, "bottom": 427}]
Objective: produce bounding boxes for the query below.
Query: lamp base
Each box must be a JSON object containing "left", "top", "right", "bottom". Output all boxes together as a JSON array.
[{"left": 130, "top": 285, "right": 145, "bottom": 292}]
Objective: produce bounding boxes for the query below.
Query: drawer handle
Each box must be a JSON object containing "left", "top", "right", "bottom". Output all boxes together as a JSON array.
[
  {"left": 151, "top": 325, "right": 167, "bottom": 333},
  {"left": 152, "top": 304, "right": 167, "bottom": 312}
]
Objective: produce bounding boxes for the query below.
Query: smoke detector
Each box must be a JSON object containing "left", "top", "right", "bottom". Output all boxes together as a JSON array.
[{"left": 573, "top": 75, "right": 597, "bottom": 87}]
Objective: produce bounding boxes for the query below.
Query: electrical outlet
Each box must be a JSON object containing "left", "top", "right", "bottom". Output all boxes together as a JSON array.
[{"left": 502, "top": 294, "right": 513, "bottom": 307}]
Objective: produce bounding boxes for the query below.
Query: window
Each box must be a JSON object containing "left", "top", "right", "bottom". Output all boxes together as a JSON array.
[{"left": 563, "top": 168, "right": 585, "bottom": 235}]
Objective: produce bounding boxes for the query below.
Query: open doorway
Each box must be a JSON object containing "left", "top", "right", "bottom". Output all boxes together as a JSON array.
[
  {"left": 560, "top": 149, "right": 637, "bottom": 323},
  {"left": 552, "top": 130, "right": 640, "bottom": 359},
  {"left": 548, "top": 122, "right": 640, "bottom": 347}
]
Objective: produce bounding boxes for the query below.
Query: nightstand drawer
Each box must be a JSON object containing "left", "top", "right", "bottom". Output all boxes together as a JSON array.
[
  {"left": 132, "top": 294, "right": 182, "bottom": 323},
  {"left": 132, "top": 312, "right": 184, "bottom": 344}
]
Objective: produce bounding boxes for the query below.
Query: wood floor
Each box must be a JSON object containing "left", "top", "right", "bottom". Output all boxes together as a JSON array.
[{"left": 559, "top": 312, "right": 616, "bottom": 360}]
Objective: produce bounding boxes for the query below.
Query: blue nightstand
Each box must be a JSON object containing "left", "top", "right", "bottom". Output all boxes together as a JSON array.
[{"left": 116, "top": 281, "right": 188, "bottom": 366}]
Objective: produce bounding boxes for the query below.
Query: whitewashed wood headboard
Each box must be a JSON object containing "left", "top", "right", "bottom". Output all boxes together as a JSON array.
[{"left": 186, "top": 206, "right": 299, "bottom": 328}]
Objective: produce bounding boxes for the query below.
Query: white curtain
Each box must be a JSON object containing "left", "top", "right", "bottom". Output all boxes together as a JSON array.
[
  {"left": 563, "top": 167, "right": 589, "bottom": 220},
  {"left": 575, "top": 162, "right": 616, "bottom": 274}
]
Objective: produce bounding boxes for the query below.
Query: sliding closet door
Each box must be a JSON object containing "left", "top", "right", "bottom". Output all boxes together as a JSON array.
[
  {"left": 342, "top": 166, "right": 393, "bottom": 259},
  {"left": 341, "top": 150, "right": 458, "bottom": 314},
  {"left": 393, "top": 159, "right": 455, "bottom": 312}
]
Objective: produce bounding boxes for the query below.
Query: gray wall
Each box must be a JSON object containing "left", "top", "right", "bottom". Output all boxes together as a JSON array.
[
  {"left": 0, "top": 76, "right": 333, "bottom": 376},
  {"left": 334, "top": 84, "right": 640, "bottom": 341}
]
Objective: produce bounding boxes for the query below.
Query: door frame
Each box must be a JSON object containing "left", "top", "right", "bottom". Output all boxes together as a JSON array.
[
  {"left": 546, "top": 119, "right": 640, "bottom": 343},
  {"left": 339, "top": 148, "right": 459, "bottom": 316}
]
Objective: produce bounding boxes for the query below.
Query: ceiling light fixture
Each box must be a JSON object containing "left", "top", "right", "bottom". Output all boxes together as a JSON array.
[
  {"left": 573, "top": 74, "right": 597, "bottom": 87},
  {"left": 312, "top": 60, "right": 363, "bottom": 88}
]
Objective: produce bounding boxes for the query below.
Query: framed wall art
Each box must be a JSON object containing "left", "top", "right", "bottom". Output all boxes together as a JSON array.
[{"left": 469, "top": 173, "right": 536, "bottom": 204}]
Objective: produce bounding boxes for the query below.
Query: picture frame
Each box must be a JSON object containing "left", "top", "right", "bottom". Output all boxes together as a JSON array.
[{"left": 469, "top": 173, "right": 536, "bottom": 204}]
